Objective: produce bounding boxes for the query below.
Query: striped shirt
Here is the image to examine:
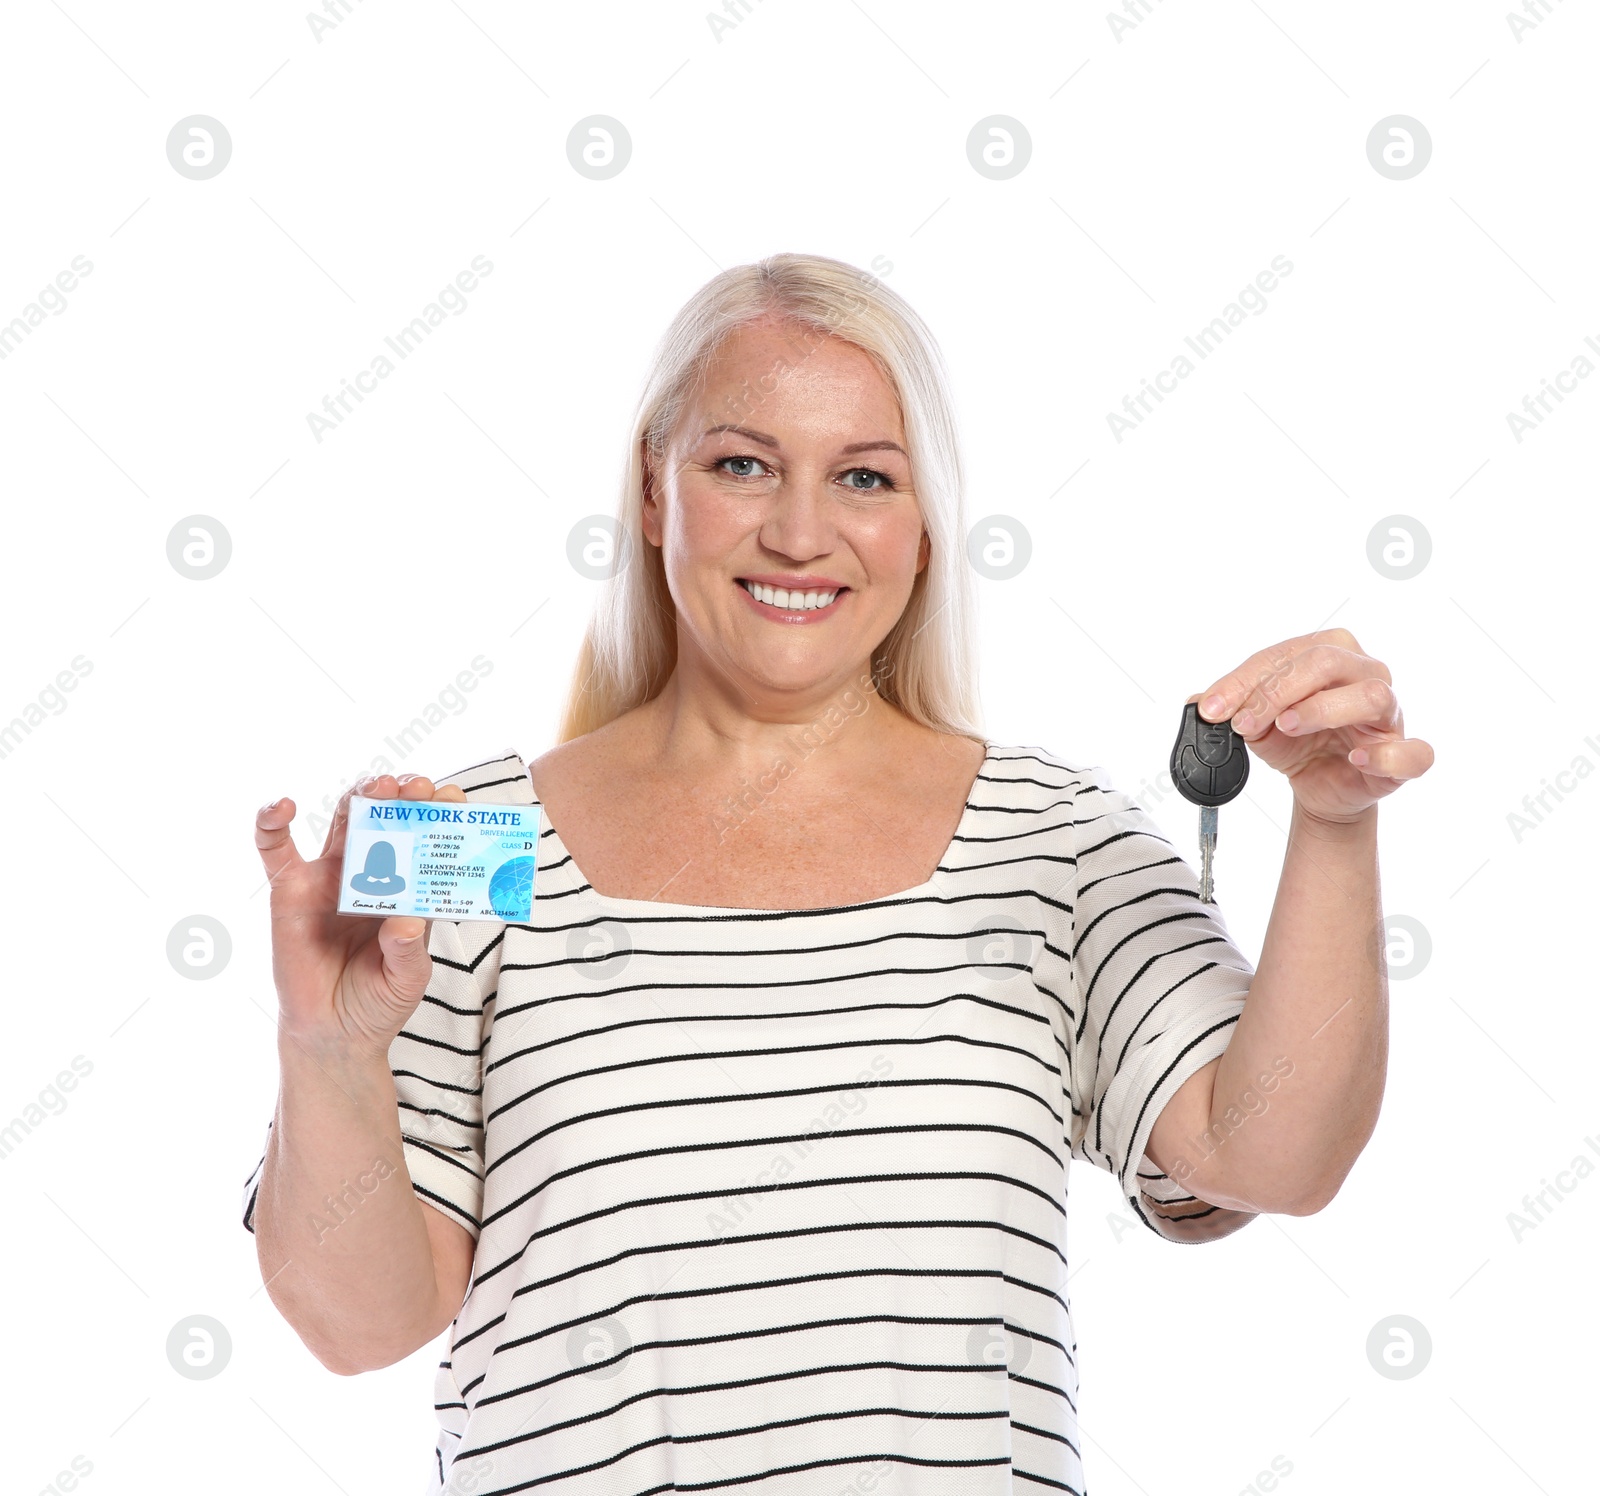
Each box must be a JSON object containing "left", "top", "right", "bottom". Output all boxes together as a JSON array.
[{"left": 242, "top": 742, "right": 1256, "bottom": 1495}]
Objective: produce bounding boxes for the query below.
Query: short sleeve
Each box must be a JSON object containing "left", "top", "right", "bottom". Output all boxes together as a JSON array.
[
  {"left": 238, "top": 915, "right": 504, "bottom": 1241},
  {"left": 1064, "top": 772, "right": 1257, "bottom": 1243},
  {"left": 240, "top": 1124, "right": 271, "bottom": 1234},
  {"left": 240, "top": 749, "right": 529, "bottom": 1243},
  {"left": 389, "top": 914, "right": 504, "bottom": 1241}
]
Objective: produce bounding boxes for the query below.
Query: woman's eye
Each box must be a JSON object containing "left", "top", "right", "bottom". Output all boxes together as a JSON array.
[
  {"left": 842, "top": 468, "right": 894, "bottom": 492},
  {"left": 714, "top": 456, "right": 895, "bottom": 491}
]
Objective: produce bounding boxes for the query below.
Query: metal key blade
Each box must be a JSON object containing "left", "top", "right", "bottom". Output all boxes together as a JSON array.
[{"left": 1199, "top": 804, "right": 1217, "bottom": 903}]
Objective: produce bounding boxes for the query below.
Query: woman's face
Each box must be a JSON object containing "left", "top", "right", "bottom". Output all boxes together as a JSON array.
[{"left": 643, "top": 313, "right": 929, "bottom": 704}]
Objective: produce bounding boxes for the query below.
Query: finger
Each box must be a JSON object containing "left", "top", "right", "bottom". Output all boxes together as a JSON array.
[
  {"left": 1201, "top": 640, "right": 1387, "bottom": 730},
  {"left": 380, "top": 913, "right": 428, "bottom": 944},
  {"left": 1351, "top": 736, "right": 1435, "bottom": 781},
  {"left": 319, "top": 772, "right": 391, "bottom": 861},
  {"left": 1256, "top": 678, "right": 1400, "bottom": 740},
  {"left": 255, "top": 796, "right": 305, "bottom": 883},
  {"left": 1196, "top": 628, "right": 1393, "bottom": 723},
  {"left": 391, "top": 773, "right": 468, "bottom": 804},
  {"left": 377, "top": 914, "right": 434, "bottom": 991}
]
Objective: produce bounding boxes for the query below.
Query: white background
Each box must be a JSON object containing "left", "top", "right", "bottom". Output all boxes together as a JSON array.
[{"left": 1, "top": 2, "right": 1594, "bottom": 1492}]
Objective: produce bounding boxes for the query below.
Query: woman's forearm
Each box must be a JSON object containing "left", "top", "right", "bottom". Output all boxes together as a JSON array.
[
  {"left": 1190, "top": 802, "right": 1388, "bottom": 1214},
  {"left": 254, "top": 1033, "right": 454, "bottom": 1374}
]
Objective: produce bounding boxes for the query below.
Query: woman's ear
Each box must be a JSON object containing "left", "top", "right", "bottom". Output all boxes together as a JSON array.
[
  {"left": 641, "top": 443, "right": 661, "bottom": 547},
  {"left": 916, "top": 528, "right": 930, "bottom": 572}
]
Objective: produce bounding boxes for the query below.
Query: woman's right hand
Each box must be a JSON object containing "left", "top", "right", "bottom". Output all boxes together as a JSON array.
[{"left": 253, "top": 772, "right": 467, "bottom": 1057}]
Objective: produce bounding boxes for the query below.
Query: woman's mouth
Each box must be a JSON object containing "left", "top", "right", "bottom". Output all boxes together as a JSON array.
[{"left": 735, "top": 578, "right": 850, "bottom": 619}]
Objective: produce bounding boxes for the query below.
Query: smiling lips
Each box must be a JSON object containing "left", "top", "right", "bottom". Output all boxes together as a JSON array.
[{"left": 736, "top": 577, "right": 849, "bottom": 620}]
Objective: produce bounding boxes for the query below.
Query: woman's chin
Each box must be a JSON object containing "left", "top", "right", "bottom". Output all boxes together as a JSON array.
[{"left": 724, "top": 649, "right": 871, "bottom": 700}]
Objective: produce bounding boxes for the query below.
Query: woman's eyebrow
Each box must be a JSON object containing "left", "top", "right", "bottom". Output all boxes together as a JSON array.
[
  {"left": 698, "top": 422, "right": 907, "bottom": 457},
  {"left": 840, "top": 439, "right": 908, "bottom": 456}
]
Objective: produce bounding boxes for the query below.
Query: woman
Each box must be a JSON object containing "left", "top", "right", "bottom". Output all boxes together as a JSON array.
[{"left": 243, "top": 253, "right": 1431, "bottom": 1494}]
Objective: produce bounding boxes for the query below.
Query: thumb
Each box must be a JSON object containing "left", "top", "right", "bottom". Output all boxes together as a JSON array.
[{"left": 378, "top": 917, "right": 434, "bottom": 995}]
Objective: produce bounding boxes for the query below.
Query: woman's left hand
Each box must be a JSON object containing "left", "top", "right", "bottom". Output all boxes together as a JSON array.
[{"left": 1188, "top": 627, "right": 1434, "bottom": 827}]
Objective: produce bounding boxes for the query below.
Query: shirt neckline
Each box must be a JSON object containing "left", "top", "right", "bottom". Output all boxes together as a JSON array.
[{"left": 526, "top": 739, "right": 994, "bottom": 916}]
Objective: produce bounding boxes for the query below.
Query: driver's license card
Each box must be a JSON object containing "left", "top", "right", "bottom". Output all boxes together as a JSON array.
[{"left": 336, "top": 795, "right": 541, "bottom": 923}]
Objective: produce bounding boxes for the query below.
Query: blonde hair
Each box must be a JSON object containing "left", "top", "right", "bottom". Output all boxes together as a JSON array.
[{"left": 556, "top": 251, "right": 983, "bottom": 744}]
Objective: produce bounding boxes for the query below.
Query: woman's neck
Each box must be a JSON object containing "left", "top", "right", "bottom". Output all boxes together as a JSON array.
[{"left": 626, "top": 660, "right": 916, "bottom": 787}]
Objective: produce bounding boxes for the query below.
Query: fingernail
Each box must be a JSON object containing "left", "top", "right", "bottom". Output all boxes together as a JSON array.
[
  {"left": 1200, "top": 694, "right": 1227, "bottom": 719},
  {"left": 1349, "top": 747, "right": 1369, "bottom": 767},
  {"left": 1233, "top": 710, "right": 1253, "bottom": 734},
  {"left": 1277, "top": 708, "right": 1299, "bottom": 732}
]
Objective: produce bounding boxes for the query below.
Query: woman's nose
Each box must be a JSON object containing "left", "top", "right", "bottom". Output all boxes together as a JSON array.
[{"left": 758, "top": 477, "right": 837, "bottom": 559}]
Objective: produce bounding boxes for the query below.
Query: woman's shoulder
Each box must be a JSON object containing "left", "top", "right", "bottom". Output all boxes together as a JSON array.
[
  {"left": 436, "top": 716, "right": 636, "bottom": 808},
  {"left": 434, "top": 747, "right": 536, "bottom": 803},
  {"left": 980, "top": 742, "right": 1110, "bottom": 798},
  {"left": 976, "top": 743, "right": 1152, "bottom": 839}
]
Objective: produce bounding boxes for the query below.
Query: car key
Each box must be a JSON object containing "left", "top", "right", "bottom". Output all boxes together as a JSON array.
[{"left": 1169, "top": 700, "right": 1250, "bottom": 903}]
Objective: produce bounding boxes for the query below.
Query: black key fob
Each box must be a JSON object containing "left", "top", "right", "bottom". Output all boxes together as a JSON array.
[{"left": 1170, "top": 701, "right": 1250, "bottom": 807}]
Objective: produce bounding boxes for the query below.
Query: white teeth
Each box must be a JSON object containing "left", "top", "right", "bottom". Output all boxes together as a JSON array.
[{"left": 740, "top": 580, "right": 839, "bottom": 610}]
